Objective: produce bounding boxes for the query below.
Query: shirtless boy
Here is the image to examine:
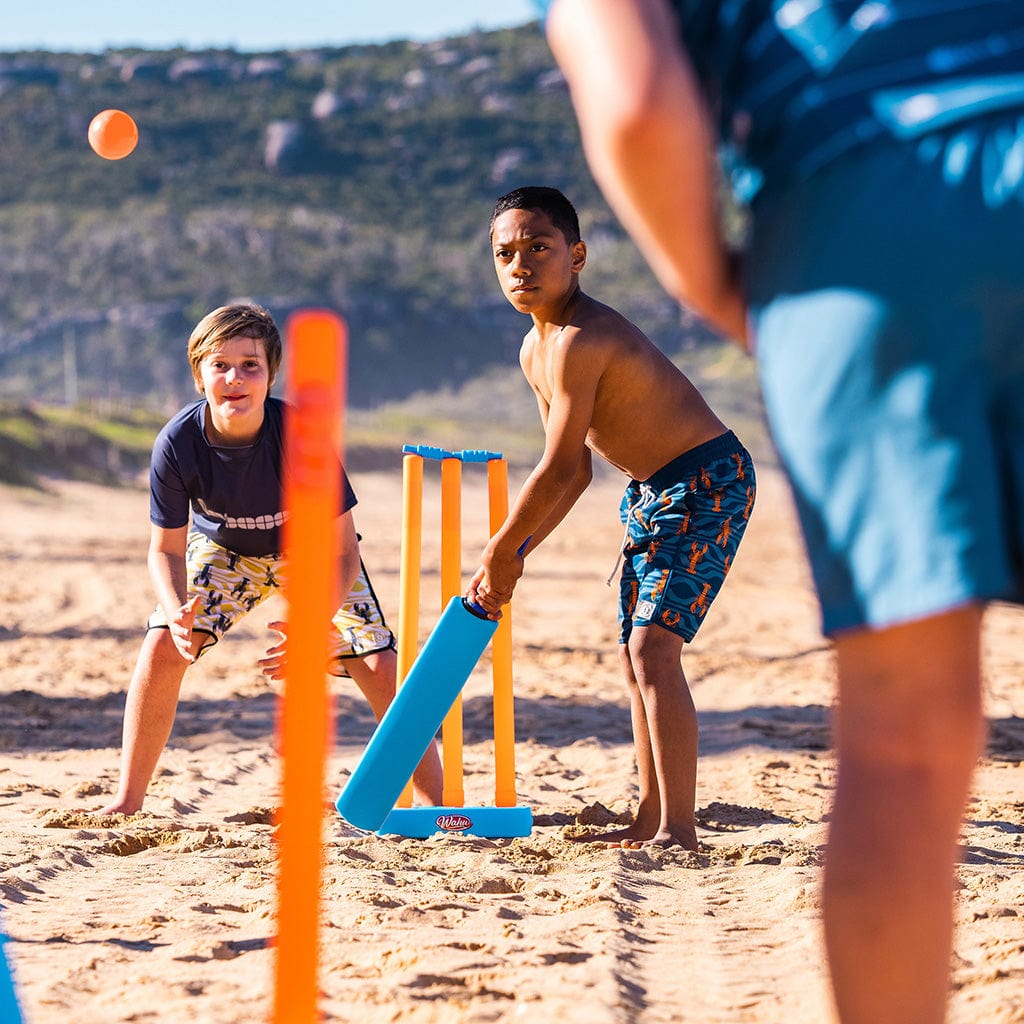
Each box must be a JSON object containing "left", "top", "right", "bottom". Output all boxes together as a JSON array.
[{"left": 467, "top": 186, "right": 755, "bottom": 850}]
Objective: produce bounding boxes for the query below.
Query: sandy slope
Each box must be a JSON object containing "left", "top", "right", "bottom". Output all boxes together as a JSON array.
[{"left": 0, "top": 465, "right": 1021, "bottom": 1023}]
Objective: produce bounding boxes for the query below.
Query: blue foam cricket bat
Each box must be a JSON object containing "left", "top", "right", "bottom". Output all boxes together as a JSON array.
[
  {"left": 335, "top": 596, "right": 498, "bottom": 832},
  {"left": 0, "top": 929, "right": 23, "bottom": 1024}
]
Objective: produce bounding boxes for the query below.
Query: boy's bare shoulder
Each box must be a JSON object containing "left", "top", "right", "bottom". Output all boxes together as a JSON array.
[
  {"left": 563, "top": 296, "right": 652, "bottom": 357},
  {"left": 521, "top": 293, "right": 666, "bottom": 395},
  {"left": 574, "top": 294, "right": 632, "bottom": 330}
]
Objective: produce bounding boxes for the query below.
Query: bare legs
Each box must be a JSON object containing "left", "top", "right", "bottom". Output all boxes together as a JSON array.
[
  {"left": 100, "top": 635, "right": 443, "bottom": 815},
  {"left": 569, "top": 598, "right": 983, "bottom": 1017},
  {"left": 580, "top": 624, "right": 699, "bottom": 850},
  {"left": 98, "top": 628, "right": 192, "bottom": 815},
  {"left": 346, "top": 647, "right": 444, "bottom": 806},
  {"left": 824, "top": 605, "right": 986, "bottom": 1024}
]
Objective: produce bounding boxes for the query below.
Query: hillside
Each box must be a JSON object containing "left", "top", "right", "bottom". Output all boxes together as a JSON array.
[
  {"left": 0, "top": 401, "right": 161, "bottom": 488},
  {"left": 0, "top": 25, "right": 739, "bottom": 413}
]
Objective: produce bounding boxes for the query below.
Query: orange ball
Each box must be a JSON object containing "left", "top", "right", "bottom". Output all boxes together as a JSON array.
[{"left": 87, "top": 109, "right": 139, "bottom": 160}]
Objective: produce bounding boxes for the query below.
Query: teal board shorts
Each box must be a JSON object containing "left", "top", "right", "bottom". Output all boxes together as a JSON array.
[
  {"left": 618, "top": 431, "right": 755, "bottom": 643},
  {"left": 748, "top": 112, "right": 1024, "bottom": 635}
]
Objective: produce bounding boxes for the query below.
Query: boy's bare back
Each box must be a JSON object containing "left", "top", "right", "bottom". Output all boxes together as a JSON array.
[{"left": 521, "top": 292, "right": 726, "bottom": 482}]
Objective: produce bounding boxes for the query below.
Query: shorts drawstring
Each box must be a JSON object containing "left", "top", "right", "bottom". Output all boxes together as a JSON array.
[
  {"left": 607, "top": 486, "right": 652, "bottom": 586},
  {"left": 606, "top": 521, "right": 631, "bottom": 586}
]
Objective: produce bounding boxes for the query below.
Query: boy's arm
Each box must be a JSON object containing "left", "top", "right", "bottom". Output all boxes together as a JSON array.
[
  {"left": 518, "top": 444, "right": 593, "bottom": 553},
  {"left": 335, "top": 510, "right": 361, "bottom": 605},
  {"left": 468, "top": 336, "right": 599, "bottom": 613},
  {"left": 511, "top": 388, "right": 593, "bottom": 553},
  {"left": 147, "top": 523, "right": 202, "bottom": 662},
  {"left": 546, "top": 0, "right": 748, "bottom": 345}
]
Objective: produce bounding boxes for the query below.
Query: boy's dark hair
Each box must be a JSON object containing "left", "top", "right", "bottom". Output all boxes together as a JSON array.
[
  {"left": 490, "top": 186, "right": 581, "bottom": 245},
  {"left": 188, "top": 303, "right": 283, "bottom": 394}
]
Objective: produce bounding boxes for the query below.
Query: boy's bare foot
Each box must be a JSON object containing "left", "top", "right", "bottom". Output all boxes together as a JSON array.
[
  {"left": 94, "top": 799, "right": 142, "bottom": 817},
  {"left": 570, "top": 822, "right": 655, "bottom": 847},
  {"left": 621, "top": 827, "right": 698, "bottom": 852}
]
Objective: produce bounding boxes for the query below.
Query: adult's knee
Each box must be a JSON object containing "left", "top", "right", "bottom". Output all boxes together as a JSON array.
[
  {"left": 854, "top": 713, "right": 981, "bottom": 786},
  {"left": 834, "top": 631, "right": 985, "bottom": 816},
  {"left": 834, "top": 608, "right": 985, "bottom": 774}
]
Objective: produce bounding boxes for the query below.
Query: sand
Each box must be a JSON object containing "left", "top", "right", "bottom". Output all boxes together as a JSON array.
[{"left": 1, "top": 464, "right": 1022, "bottom": 1023}]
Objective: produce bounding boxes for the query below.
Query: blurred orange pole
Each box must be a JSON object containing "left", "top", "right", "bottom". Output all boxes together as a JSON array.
[
  {"left": 487, "top": 457, "right": 518, "bottom": 807},
  {"left": 273, "top": 309, "right": 346, "bottom": 1024},
  {"left": 439, "top": 455, "right": 465, "bottom": 807},
  {"left": 394, "top": 452, "right": 423, "bottom": 810}
]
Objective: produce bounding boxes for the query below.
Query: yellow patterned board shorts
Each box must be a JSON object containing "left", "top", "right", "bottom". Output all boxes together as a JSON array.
[{"left": 147, "top": 532, "right": 395, "bottom": 676}]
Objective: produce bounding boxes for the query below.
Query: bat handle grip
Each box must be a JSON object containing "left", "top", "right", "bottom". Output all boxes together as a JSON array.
[
  {"left": 463, "top": 536, "right": 531, "bottom": 618},
  {"left": 461, "top": 599, "right": 493, "bottom": 620}
]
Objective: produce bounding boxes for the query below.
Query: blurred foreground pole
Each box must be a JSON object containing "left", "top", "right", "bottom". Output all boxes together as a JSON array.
[{"left": 272, "top": 309, "right": 346, "bottom": 1024}]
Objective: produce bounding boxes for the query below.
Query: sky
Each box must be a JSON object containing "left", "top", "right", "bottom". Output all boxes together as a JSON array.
[{"left": 3, "top": 1, "right": 541, "bottom": 53}]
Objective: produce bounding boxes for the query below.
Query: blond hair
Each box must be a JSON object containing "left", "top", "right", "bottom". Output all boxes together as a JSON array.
[{"left": 187, "top": 303, "right": 282, "bottom": 394}]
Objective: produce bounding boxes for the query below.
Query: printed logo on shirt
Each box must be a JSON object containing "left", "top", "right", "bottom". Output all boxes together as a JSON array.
[{"left": 195, "top": 497, "right": 289, "bottom": 530}]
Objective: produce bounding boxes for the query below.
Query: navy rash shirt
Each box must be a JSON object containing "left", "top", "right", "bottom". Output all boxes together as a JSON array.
[{"left": 149, "top": 397, "right": 356, "bottom": 558}]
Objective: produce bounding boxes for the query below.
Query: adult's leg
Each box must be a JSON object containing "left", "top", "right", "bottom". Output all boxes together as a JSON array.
[
  {"left": 824, "top": 605, "right": 985, "bottom": 1024},
  {"left": 98, "top": 628, "right": 193, "bottom": 815},
  {"left": 346, "top": 646, "right": 443, "bottom": 806}
]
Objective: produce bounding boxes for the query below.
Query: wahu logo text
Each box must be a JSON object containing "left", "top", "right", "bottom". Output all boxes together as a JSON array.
[{"left": 436, "top": 814, "right": 473, "bottom": 832}]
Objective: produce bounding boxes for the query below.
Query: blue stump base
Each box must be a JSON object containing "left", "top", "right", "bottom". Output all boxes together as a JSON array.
[{"left": 377, "top": 805, "right": 532, "bottom": 839}]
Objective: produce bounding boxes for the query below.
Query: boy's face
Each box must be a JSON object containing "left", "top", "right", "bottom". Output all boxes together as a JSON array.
[
  {"left": 491, "top": 208, "right": 586, "bottom": 317},
  {"left": 195, "top": 334, "right": 271, "bottom": 434}
]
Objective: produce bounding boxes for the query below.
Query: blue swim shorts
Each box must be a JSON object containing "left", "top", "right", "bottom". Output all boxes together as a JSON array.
[
  {"left": 748, "top": 113, "right": 1024, "bottom": 635},
  {"left": 618, "top": 431, "right": 756, "bottom": 643}
]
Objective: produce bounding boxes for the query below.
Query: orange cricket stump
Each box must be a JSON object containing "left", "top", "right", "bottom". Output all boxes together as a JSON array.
[
  {"left": 393, "top": 450, "right": 423, "bottom": 811},
  {"left": 371, "top": 445, "right": 531, "bottom": 839},
  {"left": 487, "top": 456, "right": 519, "bottom": 808},
  {"left": 439, "top": 453, "right": 465, "bottom": 808},
  {"left": 273, "top": 309, "right": 347, "bottom": 1024}
]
